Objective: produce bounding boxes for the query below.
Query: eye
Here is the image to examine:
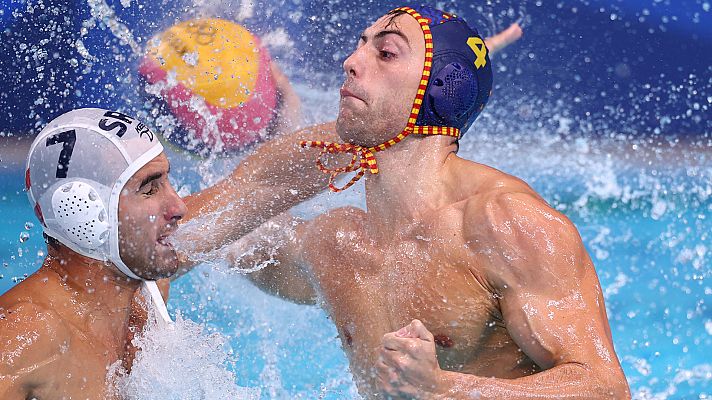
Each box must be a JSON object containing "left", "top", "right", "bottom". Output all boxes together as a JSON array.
[
  {"left": 379, "top": 50, "right": 396, "bottom": 60},
  {"left": 142, "top": 181, "right": 159, "bottom": 196}
]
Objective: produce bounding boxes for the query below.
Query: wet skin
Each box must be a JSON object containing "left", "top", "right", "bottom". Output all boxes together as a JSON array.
[
  {"left": 0, "top": 154, "right": 183, "bottom": 399},
  {"left": 0, "top": 59, "right": 326, "bottom": 399},
  {"left": 237, "top": 13, "right": 630, "bottom": 399},
  {"left": 0, "top": 115, "right": 332, "bottom": 399},
  {"left": 247, "top": 156, "right": 629, "bottom": 399}
]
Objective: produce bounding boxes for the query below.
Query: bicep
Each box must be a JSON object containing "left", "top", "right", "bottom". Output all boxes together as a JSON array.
[
  {"left": 227, "top": 214, "right": 318, "bottom": 304},
  {"left": 496, "top": 230, "right": 617, "bottom": 371},
  {"left": 499, "top": 267, "right": 614, "bottom": 370},
  {"left": 477, "top": 193, "right": 618, "bottom": 370}
]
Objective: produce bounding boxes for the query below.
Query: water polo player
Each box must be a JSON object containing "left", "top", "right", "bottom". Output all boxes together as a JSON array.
[
  {"left": 0, "top": 108, "right": 185, "bottom": 398},
  {"left": 0, "top": 103, "right": 336, "bottom": 398},
  {"left": 217, "top": 6, "right": 630, "bottom": 399}
]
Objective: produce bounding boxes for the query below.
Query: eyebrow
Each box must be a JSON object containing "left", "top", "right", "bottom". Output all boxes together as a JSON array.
[
  {"left": 139, "top": 172, "right": 163, "bottom": 189},
  {"left": 360, "top": 29, "right": 411, "bottom": 49},
  {"left": 138, "top": 164, "right": 170, "bottom": 189}
]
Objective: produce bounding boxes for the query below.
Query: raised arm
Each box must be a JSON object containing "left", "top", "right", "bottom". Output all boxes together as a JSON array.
[
  {"left": 168, "top": 58, "right": 336, "bottom": 262},
  {"left": 485, "top": 23, "right": 523, "bottom": 55},
  {"left": 178, "top": 121, "right": 336, "bottom": 248},
  {"left": 377, "top": 192, "right": 629, "bottom": 399}
]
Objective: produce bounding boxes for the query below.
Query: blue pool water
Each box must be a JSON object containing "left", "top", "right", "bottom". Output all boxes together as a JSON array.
[{"left": 1, "top": 129, "right": 711, "bottom": 398}]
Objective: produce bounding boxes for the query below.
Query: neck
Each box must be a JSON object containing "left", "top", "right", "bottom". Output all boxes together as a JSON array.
[
  {"left": 44, "top": 246, "right": 141, "bottom": 335},
  {"left": 364, "top": 134, "right": 459, "bottom": 226}
]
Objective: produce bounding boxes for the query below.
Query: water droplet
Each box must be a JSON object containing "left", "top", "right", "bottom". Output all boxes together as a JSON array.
[
  {"left": 24, "top": 221, "right": 34, "bottom": 230},
  {"left": 19, "top": 232, "right": 30, "bottom": 243}
]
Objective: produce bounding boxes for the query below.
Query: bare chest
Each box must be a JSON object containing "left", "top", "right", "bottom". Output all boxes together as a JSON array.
[{"left": 309, "top": 225, "right": 500, "bottom": 372}]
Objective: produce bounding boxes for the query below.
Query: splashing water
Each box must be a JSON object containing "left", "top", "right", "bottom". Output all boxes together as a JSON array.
[{"left": 109, "top": 313, "right": 260, "bottom": 400}]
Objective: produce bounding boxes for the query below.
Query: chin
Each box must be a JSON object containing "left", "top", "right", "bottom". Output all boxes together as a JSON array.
[
  {"left": 130, "top": 250, "right": 179, "bottom": 280},
  {"left": 138, "top": 264, "right": 177, "bottom": 280},
  {"left": 152, "top": 254, "right": 180, "bottom": 279},
  {"left": 336, "top": 117, "right": 370, "bottom": 145}
]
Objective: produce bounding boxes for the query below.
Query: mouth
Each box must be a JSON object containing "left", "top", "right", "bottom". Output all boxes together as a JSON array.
[
  {"left": 156, "top": 236, "right": 172, "bottom": 248},
  {"left": 156, "top": 229, "right": 176, "bottom": 249},
  {"left": 340, "top": 86, "right": 366, "bottom": 104}
]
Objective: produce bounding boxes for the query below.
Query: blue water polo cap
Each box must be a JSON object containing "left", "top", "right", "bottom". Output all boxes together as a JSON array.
[{"left": 405, "top": 5, "right": 493, "bottom": 137}]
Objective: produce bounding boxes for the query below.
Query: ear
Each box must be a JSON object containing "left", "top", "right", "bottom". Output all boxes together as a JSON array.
[{"left": 417, "top": 54, "right": 479, "bottom": 129}]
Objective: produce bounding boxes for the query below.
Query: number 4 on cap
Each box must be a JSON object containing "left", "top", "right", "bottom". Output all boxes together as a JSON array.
[{"left": 467, "top": 37, "right": 487, "bottom": 69}]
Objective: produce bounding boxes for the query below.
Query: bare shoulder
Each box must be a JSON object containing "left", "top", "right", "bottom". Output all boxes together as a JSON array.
[
  {"left": 299, "top": 206, "right": 366, "bottom": 258},
  {"left": 0, "top": 297, "right": 69, "bottom": 377},
  {"left": 461, "top": 177, "right": 588, "bottom": 288}
]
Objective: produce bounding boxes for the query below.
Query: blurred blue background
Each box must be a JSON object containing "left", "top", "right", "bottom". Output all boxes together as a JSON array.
[{"left": 1, "top": 0, "right": 711, "bottom": 135}]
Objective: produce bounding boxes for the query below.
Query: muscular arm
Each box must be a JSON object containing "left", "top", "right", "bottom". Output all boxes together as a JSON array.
[
  {"left": 378, "top": 192, "right": 629, "bottom": 399},
  {"left": 222, "top": 213, "right": 317, "bottom": 305},
  {"left": 439, "top": 193, "right": 629, "bottom": 399},
  {"left": 170, "top": 59, "right": 338, "bottom": 271},
  {"left": 171, "top": 122, "right": 338, "bottom": 274}
]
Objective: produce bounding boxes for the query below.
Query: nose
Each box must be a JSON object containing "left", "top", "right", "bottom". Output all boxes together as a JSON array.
[
  {"left": 342, "top": 46, "right": 364, "bottom": 79},
  {"left": 164, "top": 185, "right": 187, "bottom": 223}
]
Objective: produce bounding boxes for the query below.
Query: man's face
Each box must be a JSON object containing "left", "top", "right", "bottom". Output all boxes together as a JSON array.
[
  {"left": 336, "top": 12, "right": 426, "bottom": 146},
  {"left": 118, "top": 153, "right": 186, "bottom": 279}
]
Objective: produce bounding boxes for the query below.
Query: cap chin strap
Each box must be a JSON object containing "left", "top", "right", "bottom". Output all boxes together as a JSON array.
[
  {"left": 300, "top": 125, "right": 459, "bottom": 192},
  {"left": 111, "top": 258, "right": 172, "bottom": 324},
  {"left": 143, "top": 280, "right": 172, "bottom": 324},
  {"left": 301, "top": 6, "right": 459, "bottom": 193}
]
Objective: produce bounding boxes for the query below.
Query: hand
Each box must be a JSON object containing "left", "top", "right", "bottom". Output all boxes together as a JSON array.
[
  {"left": 376, "top": 320, "right": 445, "bottom": 399},
  {"left": 484, "top": 23, "right": 523, "bottom": 55},
  {"left": 270, "top": 61, "right": 303, "bottom": 135}
]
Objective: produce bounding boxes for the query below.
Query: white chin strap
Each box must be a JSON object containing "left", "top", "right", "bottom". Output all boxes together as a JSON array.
[
  {"left": 47, "top": 181, "right": 172, "bottom": 324},
  {"left": 106, "top": 144, "right": 173, "bottom": 324},
  {"left": 143, "top": 281, "right": 172, "bottom": 324}
]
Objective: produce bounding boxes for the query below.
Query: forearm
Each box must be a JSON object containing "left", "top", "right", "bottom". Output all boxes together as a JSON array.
[
  {"left": 178, "top": 122, "right": 338, "bottom": 255},
  {"left": 435, "top": 363, "right": 629, "bottom": 400}
]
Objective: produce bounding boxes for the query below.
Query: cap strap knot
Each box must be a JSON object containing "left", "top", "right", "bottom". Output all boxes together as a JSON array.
[{"left": 299, "top": 140, "right": 379, "bottom": 192}]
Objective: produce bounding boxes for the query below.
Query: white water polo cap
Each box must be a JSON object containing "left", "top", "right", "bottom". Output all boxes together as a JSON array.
[{"left": 25, "top": 108, "right": 164, "bottom": 280}]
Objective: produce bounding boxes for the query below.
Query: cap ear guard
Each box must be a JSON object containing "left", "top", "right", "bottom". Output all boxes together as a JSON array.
[
  {"left": 422, "top": 56, "right": 479, "bottom": 130},
  {"left": 51, "top": 181, "right": 110, "bottom": 250}
]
